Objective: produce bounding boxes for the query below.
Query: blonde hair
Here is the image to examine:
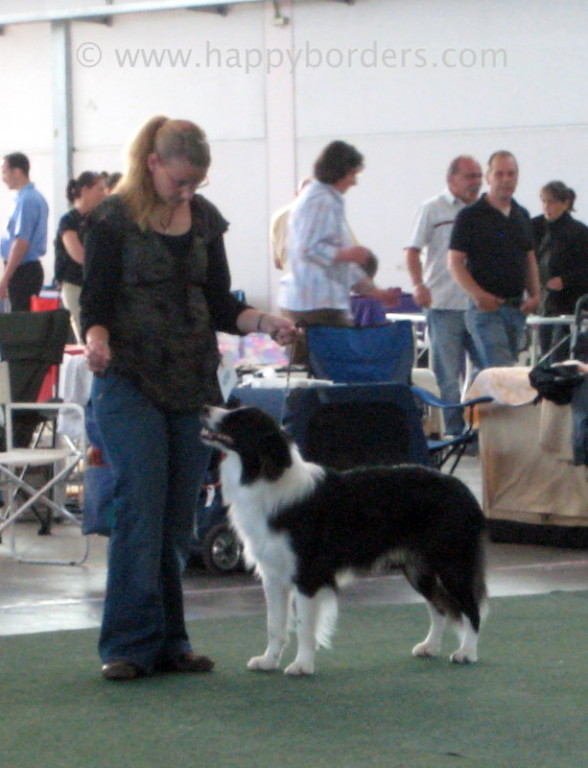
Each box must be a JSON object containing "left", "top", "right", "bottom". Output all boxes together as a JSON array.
[{"left": 116, "top": 115, "right": 211, "bottom": 230}]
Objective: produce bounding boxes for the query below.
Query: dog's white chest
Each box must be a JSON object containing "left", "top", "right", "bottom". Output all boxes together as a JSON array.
[
  {"left": 219, "top": 447, "right": 323, "bottom": 581},
  {"left": 229, "top": 502, "right": 296, "bottom": 581}
]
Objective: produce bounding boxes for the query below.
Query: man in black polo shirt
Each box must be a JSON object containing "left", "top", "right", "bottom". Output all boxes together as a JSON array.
[{"left": 448, "top": 150, "right": 540, "bottom": 367}]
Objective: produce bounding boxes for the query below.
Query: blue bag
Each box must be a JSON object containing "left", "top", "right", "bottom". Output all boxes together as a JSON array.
[
  {"left": 82, "top": 399, "right": 115, "bottom": 536},
  {"left": 82, "top": 464, "right": 115, "bottom": 536}
]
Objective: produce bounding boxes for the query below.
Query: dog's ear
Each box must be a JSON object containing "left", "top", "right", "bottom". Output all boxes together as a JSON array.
[{"left": 259, "top": 431, "right": 292, "bottom": 481}]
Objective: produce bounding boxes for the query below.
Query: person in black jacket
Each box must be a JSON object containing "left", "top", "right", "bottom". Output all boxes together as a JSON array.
[{"left": 532, "top": 181, "right": 588, "bottom": 361}]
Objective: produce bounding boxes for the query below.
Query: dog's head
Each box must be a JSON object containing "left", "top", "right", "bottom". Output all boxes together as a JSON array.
[{"left": 200, "top": 405, "right": 293, "bottom": 484}]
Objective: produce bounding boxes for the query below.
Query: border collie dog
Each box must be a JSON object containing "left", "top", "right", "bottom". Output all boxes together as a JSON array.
[{"left": 201, "top": 405, "right": 488, "bottom": 676}]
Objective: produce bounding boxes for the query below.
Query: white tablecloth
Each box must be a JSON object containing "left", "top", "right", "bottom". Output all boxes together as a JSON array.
[
  {"left": 57, "top": 349, "right": 93, "bottom": 441},
  {"left": 467, "top": 367, "right": 588, "bottom": 528}
]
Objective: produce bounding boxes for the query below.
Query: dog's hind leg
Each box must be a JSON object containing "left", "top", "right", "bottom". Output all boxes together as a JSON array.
[
  {"left": 412, "top": 600, "right": 447, "bottom": 659},
  {"left": 284, "top": 589, "right": 321, "bottom": 676},
  {"left": 436, "top": 567, "right": 485, "bottom": 664},
  {"left": 449, "top": 615, "right": 479, "bottom": 664},
  {"left": 247, "top": 577, "right": 291, "bottom": 672},
  {"left": 402, "top": 556, "right": 447, "bottom": 659}
]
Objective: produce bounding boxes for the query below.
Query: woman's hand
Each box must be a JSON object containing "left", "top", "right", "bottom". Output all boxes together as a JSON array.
[
  {"left": 237, "top": 308, "right": 299, "bottom": 346},
  {"left": 373, "top": 286, "right": 402, "bottom": 308},
  {"left": 84, "top": 326, "right": 112, "bottom": 374},
  {"left": 335, "top": 245, "right": 372, "bottom": 266},
  {"left": 259, "top": 314, "right": 300, "bottom": 346},
  {"left": 546, "top": 276, "right": 563, "bottom": 291}
]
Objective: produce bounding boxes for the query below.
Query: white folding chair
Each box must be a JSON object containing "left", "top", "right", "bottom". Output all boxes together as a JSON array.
[{"left": 0, "top": 361, "right": 89, "bottom": 565}]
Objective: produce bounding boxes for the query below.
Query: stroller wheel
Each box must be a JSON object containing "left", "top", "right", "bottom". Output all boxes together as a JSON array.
[{"left": 202, "top": 523, "right": 242, "bottom": 575}]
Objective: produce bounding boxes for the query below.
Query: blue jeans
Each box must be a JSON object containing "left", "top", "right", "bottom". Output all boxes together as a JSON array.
[
  {"left": 92, "top": 370, "right": 212, "bottom": 672},
  {"left": 426, "top": 309, "right": 481, "bottom": 435},
  {"left": 465, "top": 304, "right": 526, "bottom": 369}
]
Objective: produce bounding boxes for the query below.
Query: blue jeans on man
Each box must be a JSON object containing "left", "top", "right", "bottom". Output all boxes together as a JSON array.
[
  {"left": 465, "top": 303, "right": 527, "bottom": 370},
  {"left": 426, "top": 308, "right": 481, "bottom": 436},
  {"left": 92, "top": 369, "right": 212, "bottom": 673}
]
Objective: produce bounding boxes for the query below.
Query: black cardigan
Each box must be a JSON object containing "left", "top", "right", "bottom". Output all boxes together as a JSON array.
[{"left": 532, "top": 211, "right": 588, "bottom": 315}]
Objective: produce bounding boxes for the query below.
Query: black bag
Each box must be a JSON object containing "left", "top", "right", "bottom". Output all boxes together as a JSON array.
[{"left": 529, "top": 361, "right": 585, "bottom": 406}]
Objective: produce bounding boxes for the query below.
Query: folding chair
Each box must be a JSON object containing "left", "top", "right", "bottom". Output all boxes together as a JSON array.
[
  {"left": 0, "top": 361, "right": 89, "bottom": 566},
  {"left": 305, "top": 321, "right": 414, "bottom": 384},
  {"left": 571, "top": 293, "right": 588, "bottom": 362},
  {"left": 0, "top": 309, "right": 71, "bottom": 448},
  {"left": 0, "top": 308, "right": 74, "bottom": 538},
  {"left": 411, "top": 385, "right": 493, "bottom": 475}
]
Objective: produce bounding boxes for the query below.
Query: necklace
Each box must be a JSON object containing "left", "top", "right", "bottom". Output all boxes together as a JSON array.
[{"left": 159, "top": 206, "right": 176, "bottom": 234}]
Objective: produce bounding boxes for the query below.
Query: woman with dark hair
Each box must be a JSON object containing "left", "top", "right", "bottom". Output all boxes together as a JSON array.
[
  {"left": 54, "top": 171, "right": 106, "bottom": 341},
  {"left": 277, "top": 140, "right": 398, "bottom": 342},
  {"left": 532, "top": 180, "right": 588, "bottom": 361},
  {"left": 81, "top": 115, "right": 296, "bottom": 681},
  {"left": 104, "top": 171, "right": 122, "bottom": 195},
  {"left": 313, "top": 140, "right": 364, "bottom": 185}
]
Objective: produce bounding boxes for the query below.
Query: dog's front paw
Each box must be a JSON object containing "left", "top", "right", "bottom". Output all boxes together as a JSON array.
[
  {"left": 284, "top": 659, "right": 314, "bottom": 676},
  {"left": 412, "top": 641, "right": 440, "bottom": 659},
  {"left": 450, "top": 648, "right": 477, "bottom": 664},
  {"left": 247, "top": 654, "right": 280, "bottom": 672}
]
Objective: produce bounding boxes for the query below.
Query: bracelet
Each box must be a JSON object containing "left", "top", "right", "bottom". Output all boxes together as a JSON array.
[{"left": 256, "top": 313, "right": 266, "bottom": 332}]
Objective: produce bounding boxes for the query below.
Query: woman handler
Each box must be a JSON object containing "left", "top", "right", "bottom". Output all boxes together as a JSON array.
[{"left": 81, "top": 116, "right": 296, "bottom": 680}]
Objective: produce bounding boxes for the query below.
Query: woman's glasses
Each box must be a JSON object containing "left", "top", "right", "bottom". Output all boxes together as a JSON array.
[{"left": 158, "top": 159, "right": 209, "bottom": 193}]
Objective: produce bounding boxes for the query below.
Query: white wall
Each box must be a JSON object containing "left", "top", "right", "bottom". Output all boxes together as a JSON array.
[
  {"left": 1, "top": 0, "right": 587, "bottom": 309},
  {"left": 290, "top": 0, "right": 588, "bottom": 290}
]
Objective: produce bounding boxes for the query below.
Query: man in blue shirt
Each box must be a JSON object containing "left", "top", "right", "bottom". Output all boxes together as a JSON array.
[{"left": 1, "top": 152, "right": 48, "bottom": 311}]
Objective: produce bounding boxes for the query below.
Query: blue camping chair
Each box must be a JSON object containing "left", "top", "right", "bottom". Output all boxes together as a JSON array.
[
  {"left": 283, "top": 383, "right": 430, "bottom": 469},
  {"left": 301, "top": 322, "right": 492, "bottom": 474},
  {"left": 231, "top": 382, "right": 431, "bottom": 470},
  {"left": 411, "top": 385, "right": 493, "bottom": 474},
  {"left": 305, "top": 321, "right": 414, "bottom": 384}
]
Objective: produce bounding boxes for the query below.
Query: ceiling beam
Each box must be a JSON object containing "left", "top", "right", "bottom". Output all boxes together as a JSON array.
[
  {"left": 0, "top": 0, "right": 259, "bottom": 27},
  {"left": 188, "top": 4, "right": 230, "bottom": 15}
]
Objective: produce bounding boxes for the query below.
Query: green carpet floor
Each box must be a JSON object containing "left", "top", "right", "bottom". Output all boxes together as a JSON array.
[{"left": 1, "top": 591, "right": 586, "bottom": 768}]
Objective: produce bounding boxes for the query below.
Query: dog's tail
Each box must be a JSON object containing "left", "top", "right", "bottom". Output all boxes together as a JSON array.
[{"left": 315, "top": 587, "right": 338, "bottom": 649}]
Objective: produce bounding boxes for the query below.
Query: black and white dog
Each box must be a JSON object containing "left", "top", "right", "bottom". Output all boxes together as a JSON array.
[{"left": 201, "top": 405, "right": 488, "bottom": 676}]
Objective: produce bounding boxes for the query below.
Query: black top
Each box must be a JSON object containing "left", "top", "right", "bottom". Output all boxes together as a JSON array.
[
  {"left": 532, "top": 211, "right": 588, "bottom": 315},
  {"left": 80, "top": 195, "right": 249, "bottom": 339},
  {"left": 54, "top": 208, "right": 85, "bottom": 286},
  {"left": 449, "top": 194, "right": 533, "bottom": 299}
]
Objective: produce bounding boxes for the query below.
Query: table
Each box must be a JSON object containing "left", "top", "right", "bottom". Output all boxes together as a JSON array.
[
  {"left": 467, "top": 367, "right": 588, "bottom": 544},
  {"left": 386, "top": 311, "right": 428, "bottom": 365},
  {"left": 386, "top": 311, "right": 577, "bottom": 367}
]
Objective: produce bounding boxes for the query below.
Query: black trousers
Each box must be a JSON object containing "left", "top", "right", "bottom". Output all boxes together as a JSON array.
[
  {"left": 539, "top": 319, "right": 571, "bottom": 363},
  {"left": 8, "top": 260, "right": 44, "bottom": 311}
]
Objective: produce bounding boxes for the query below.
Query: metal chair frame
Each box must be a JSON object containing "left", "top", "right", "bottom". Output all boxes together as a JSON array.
[
  {"left": 411, "top": 384, "right": 493, "bottom": 474},
  {"left": 0, "top": 361, "right": 88, "bottom": 565}
]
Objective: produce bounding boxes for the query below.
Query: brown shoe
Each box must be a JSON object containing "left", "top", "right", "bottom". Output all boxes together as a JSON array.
[
  {"left": 101, "top": 660, "right": 143, "bottom": 681},
  {"left": 157, "top": 652, "right": 215, "bottom": 674}
]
